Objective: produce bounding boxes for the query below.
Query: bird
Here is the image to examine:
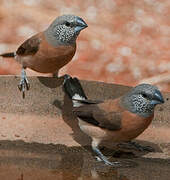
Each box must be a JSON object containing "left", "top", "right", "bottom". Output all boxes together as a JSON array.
[
  {"left": 63, "top": 75, "right": 164, "bottom": 167},
  {"left": 0, "top": 14, "right": 88, "bottom": 98}
]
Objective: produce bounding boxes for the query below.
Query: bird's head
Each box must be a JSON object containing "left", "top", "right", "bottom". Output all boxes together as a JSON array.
[
  {"left": 45, "top": 14, "right": 88, "bottom": 45},
  {"left": 122, "top": 84, "right": 164, "bottom": 117}
]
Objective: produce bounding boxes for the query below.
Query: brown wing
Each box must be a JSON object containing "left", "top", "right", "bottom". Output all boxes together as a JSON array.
[
  {"left": 73, "top": 103, "right": 122, "bottom": 131},
  {"left": 16, "top": 35, "right": 41, "bottom": 56}
]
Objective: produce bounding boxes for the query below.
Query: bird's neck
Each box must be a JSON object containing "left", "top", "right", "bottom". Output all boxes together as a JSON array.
[{"left": 120, "top": 95, "right": 154, "bottom": 118}]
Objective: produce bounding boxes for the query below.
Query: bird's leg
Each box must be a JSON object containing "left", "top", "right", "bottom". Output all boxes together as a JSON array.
[
  {"left": 54, "top": 73, "right": 70, "bottom": 85},
  {"left": 53, "top": 70, "right": 71, "bottom": 79},
  {"left": 18, "top": 68, "right": 30, "bottom": 98},
  {"left": 92, "top": 139, "right": 136, "bottom": 167},
  {"left": 92, "top": 139, "right": 121, "bottom": 167},
  {"left": 53, "top": 71, "right": 70, "bottom": 86},
  {"left": 52, "top": 71, "right": 59, "bottom": 78},
  {"left": 127, "top": 141, "right": 155, "bottom": 152}
]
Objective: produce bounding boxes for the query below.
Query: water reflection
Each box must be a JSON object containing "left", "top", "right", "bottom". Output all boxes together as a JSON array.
[{"left": 0, "top": 140, "right": 169, "bottom": 180}]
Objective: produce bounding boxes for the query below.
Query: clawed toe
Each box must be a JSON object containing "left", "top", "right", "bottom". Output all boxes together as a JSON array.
[
  {"left": 105, "top": 160, "right": 121, "bottom": 167},
  {"left": 93, "top": 145, "right": 136, "bottom": 168},
  {"left": 18, "top": 80, "right": 30, "bottom": 91},
  {"left": 18, "top": 68, "right": 30, "bottom": 98},
  {"left": 96, "top": 156, "right": 136, "bottom": 168},
  {"left": 18, "top": 81, "right": 30, "bottom": 99},
  {"left": 62, "top": 74, "right": 71, "bottom": 84},
  {"left": 104, "top": 159, "right": 137, "bottom": 168}
]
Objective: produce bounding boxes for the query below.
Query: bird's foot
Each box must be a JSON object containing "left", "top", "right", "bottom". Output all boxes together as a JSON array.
[
  {"left": 93, "top": 146, "right": 135, "bottom": 167},
  {"left": 61, "top": 74, "right": 71, "bottom": 85},
  {"left": 95, "top": 156, "right": 136, "bottom": 167},
  {"left": 98, "top": 157, "right": 121, "bottom": 167},
  {"left": 127, "top": 141, "right": 155, "bottom": 152},
  {"left": 52, "top": 71, "right": 59, "bottom": 78},
  {"left": 18, "top": 69, "right": 30, "bottom": 98}
]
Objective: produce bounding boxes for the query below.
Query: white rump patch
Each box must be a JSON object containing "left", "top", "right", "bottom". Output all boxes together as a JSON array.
[
  {"left": 14, "top": 52, "right": 17, "bottom": 58},
  {"left": 72, "top": 94, "right": 86, "bottom": 107},
  {"left": 72, "top": 94, "right": 86, "bottom": 100}
]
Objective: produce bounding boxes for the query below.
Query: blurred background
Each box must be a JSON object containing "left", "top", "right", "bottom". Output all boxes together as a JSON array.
[{"left": 0, "top": 0, "right": 170, "bottom": 91}]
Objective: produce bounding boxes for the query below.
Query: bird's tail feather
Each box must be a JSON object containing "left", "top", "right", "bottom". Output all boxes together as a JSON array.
[
  {"left": 63, "top": 75, "right": 102, "bottom": 107},
  {"left": 63, "top": 75, "right": 87, "bottom": 101},
  {"left": 0, "top": 52, "right": 15, "bottom": 58}
]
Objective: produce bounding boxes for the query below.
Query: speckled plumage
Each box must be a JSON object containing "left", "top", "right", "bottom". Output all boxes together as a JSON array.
[
  {"left": 45, "top": 15, "right": 87, "bottom": 46},
  {"left": 63, "top": 76, "right": 164, "bottom": 166},
  {"left": 121, "top": 84, "right": 164, "bottom": 117},
  {"left": 0, "top": 14, "right": 87, "bottom": 98}
]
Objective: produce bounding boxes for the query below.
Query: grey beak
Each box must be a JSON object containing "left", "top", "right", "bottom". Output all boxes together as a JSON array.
[
  {"left": 151, "top": 89, "right": 164, "bottom": 105},
  {"left": 75, "top": 17, "right": 88, "bottom": 32}
]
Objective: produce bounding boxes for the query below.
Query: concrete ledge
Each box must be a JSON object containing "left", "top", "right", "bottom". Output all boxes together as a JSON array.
[
  {"left": 0, "top": 76, "right": 169, "bottom": 146},
  {"left": 0, "top": 76, "right": 169, "bottom": 179},
  {"left": 0, "top": 76, "right": 130, "bottom": 145}
]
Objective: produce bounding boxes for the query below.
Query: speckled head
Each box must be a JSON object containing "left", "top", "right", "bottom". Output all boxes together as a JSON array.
[
  {"left": 121, "top": 84, "right": 164, "bottom": 117},
  {"left": 45, "top": 14, "right": 88, "bottom": 46}
]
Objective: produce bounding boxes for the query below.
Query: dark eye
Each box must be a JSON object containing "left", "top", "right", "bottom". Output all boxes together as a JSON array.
[
  {"left": 141, "top": 93, "right": 147, "bottom": 98},
  {"left": 65, "top": 22, "right": 71, "bottom": 27}
]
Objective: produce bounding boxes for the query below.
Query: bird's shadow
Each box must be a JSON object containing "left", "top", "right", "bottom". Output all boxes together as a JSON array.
[
  {"left": 37, "top": 76, "right": 64, "bottom": 89},
  {"left": 53, "top": 95, "right": 91, "bottom": 147},
  {"left": 53, "top": 94, "right": 162, "bottom": 159}
]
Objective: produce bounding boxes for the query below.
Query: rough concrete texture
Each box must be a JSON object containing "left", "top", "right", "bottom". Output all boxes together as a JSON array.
[
  {"left": 0, "top": 76, "right": 169, "bottom": 180},
  {"left": 0, "top": 76, "right": 131, "bottom": 145}
]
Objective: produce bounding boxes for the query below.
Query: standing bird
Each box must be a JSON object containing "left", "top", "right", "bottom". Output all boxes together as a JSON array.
[
  {"left": 63, "top": 75, "right": 164, "bottom": 167},
  {"left": 0, "top": 14, "right": 88, "bottom": 98}
]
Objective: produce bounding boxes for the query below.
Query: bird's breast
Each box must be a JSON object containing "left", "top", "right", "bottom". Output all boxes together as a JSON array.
[
  {"left": 18, "top": 41, "right": 76, "bottom": 73},
  {"left": 115, "top": 111, "right": 153, "bottom": 141},
  {"left": 78, "top": 112, "right": 153, "bottom": 143}
]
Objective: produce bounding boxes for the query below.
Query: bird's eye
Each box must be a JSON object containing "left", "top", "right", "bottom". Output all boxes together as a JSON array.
[
  {"left": 141, "top": 93, "right": 147, "bottom": 98},
  {"left": 65, "top": 22, "right": 71, "bottom": 27}
]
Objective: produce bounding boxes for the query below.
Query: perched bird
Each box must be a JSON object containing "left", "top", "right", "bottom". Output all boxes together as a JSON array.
[
  {"left": 63, "top": 75, "right": 164, "bottom": 167},
  {"left": 0, "top": 14, "right": 88, "bottom": 98}
]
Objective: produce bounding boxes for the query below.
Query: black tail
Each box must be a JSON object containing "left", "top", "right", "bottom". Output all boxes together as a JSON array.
[
  {"left": 63, "top": 75, "right": 87, "bottom": 100},
  {"left": 0, "top": 52, "right": 15, "bottom": 58}
]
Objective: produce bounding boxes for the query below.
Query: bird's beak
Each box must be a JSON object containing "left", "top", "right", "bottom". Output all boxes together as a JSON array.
[
  {"left": 151, "top": 89, "right": 164, "bottom": 105},
  {"left": 75, "top": 17, "right": 88, "bottom": 33}
]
